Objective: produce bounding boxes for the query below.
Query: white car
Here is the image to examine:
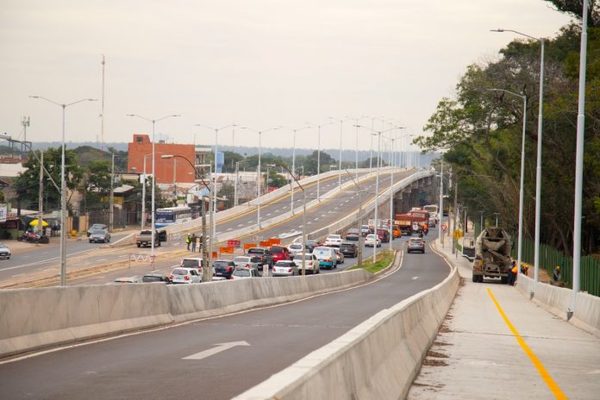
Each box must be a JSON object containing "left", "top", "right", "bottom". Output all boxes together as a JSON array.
[
  {"left": 287, "top": 242, "right": 304, "bottom": 257},
  {"left": 170, "top": 267, "right": 201, "bottom": 284},
  {"left": 233, "top": 255, "right": 259, "bottom": 269},
  {"left": 231, "top": 267, "right": 260, "bottom": 279},
  {"left": 365, "top": 234, "right": 381, "bottom": 248},
  {"left": 272, "top": 260, "right": 299, "bottom": 277},
  {"left": 292, "top": 254, "right": 320, "bottom": 275},
  {"left": 0, "top": 242, "right": 11, "bottom": 259},
  {"left": 324, "top": 234, "right": 343, "bottom": 247}
]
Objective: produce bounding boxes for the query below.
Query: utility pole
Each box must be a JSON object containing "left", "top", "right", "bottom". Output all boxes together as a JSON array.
[
  {"left": 234, "top": 161, "right": 239, "bottom": 207},
  {"left": 109, "top": 152, "right": 115, "bottom": 232},
  {"left": 21, "top": 116, "right": 30, "bottom": 156},
  {"left": 452, "top": 174, "right": 458, "bottom": 254},
  {"left": 38, "top": 151, "right": 44, "bottom": 233}
]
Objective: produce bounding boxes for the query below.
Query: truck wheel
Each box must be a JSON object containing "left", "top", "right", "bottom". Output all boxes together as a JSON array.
[
  {"left": 137, "top": 243, "right": 141, "bottom": 248},
  {"left": 472, "top": 275, "right": 479, "bottom": 283},
  {"left": 501, "top": 276, "right": 508, "bottom": 284}
]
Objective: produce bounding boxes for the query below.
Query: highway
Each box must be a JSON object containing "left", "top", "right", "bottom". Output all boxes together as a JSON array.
[
  {"left": 0, "top": 233, "right": 450, "bottom": 400},
  {"left": 0, "top": 169, "right": 412, "bottom": 287}
]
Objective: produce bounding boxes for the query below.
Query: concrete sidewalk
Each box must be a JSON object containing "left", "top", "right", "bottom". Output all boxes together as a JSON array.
[{"left": 407, "top": 237, "right": 600, "bottom": 400}]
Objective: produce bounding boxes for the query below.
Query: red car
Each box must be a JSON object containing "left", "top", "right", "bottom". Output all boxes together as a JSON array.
[{"left": 270, "top": 245, "right": 292, "bottom": 263}]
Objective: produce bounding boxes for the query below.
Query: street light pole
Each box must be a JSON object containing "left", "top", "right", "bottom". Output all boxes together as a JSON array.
[
  {"left": 30, "top": 96, "right": 97, "bottom": 286},
  {"left": 488, "top": 88, "right": 527, "bottom": 277},
  {"left": 572, "top": 0, "right": 589, "bottom": 311},
  {"left": 338, "top": 119, "right": 343, "bottom": 189},
  {"left": 373, "top": 131, "right": 381, "bottom": 262},
  {"left": 492, "top": 27, "right": 544, "bottom": 293},
  {"left": 438, "top": 159, "right": 444, "bottom": 244},
  {"left": 388, "top": 136, "right": 396, "bottom": 251},
  {"left": 127, "top": 113, "right": 180, "bottom": 262}
]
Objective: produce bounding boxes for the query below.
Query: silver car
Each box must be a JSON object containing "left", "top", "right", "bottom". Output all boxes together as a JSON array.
[
  {"left": 0, "top": 242, "right": 11, "bottom": 259},
  {"left": 169, "top": 267, "right": 201, "bottom": 284},
  {"left": 272, "top": 260, "right": 299, "bottom": 277},
  {"left": 89, "top": 229, "right": 110, "bottom": 243}
]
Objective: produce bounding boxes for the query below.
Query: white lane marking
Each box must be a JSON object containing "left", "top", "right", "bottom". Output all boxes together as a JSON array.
[
  {"left": 182, "top": 341, "right": 250, "bottom": 361},
  {"left": 313, "top": 218, "right": 319, "bottom": 221},
  {"left": 237, "top": 223, "right": 243, "bottom": 227},
  {"left": 266, "top": 213, "right": 271, "bottom": 216},
  {"left": 412, "top": 276, "right": 419, "bottom": 280},
  {"left": 226, "top": 228, "right": 232, "bottom": 231}
]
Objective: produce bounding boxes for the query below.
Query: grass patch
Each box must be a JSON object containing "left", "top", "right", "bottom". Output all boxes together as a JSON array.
[{"left": 350, "top": 250, "right": 395, "bottom": 274}]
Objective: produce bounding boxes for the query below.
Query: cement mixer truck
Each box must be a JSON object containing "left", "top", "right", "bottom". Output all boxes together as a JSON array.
[{"left": 472, "top": 227, "right": 513, "bottom": 283}]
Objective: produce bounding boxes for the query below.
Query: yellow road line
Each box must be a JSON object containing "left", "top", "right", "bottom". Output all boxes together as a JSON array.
[{"left": 486, "top": 288, "right": 568, "bottom": 400}]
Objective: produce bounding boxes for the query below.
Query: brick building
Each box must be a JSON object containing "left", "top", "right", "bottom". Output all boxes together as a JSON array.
[{"left": 127, "top": 134, "right": 197, "bottom": 184}]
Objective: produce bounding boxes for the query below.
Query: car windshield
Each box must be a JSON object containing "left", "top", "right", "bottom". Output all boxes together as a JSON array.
[
  {"left": 248, "top": 249, "right": 264, "bottom": 254},
  {"left": 271, "top": 246, "right": 285, "bottom": 253},
  {"left": 275, "top": 261, "right": 291, "bottom": 266},
  {"left": 234, "top": 257, "right": 250, "bottom": 262},
  {"left": 172, "top": 269, "right": 188, "bottom": 275},
  {"left": 289, "top": 244, "right": 302, "bottom": 250},
  {"left": 234, "top": 269, "right": 251, "bottom": 277},
  {"left": 313, "top": 248, "right": 332, "bottom": 256},
  {"left": 213, "top": 261, "right": 230, "bottom": 268},
  {"left": 181, "top": 259, "right": 201, "bottom": 268}
]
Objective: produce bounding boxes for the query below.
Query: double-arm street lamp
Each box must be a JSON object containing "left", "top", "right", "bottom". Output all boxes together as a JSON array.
[
  {"left": 30, "top": 95, "right": 97, "bottom": 286},
  {"left": 195, "top": 123, "right": 237, "bottom": 250},
  {"left": 355, "top": 124, "right": 399, "bottom": 262},
  {"left": 491, "top": 28, "right": 545, "bottom": 294},
  {"left": 487, "top": 88, "right": 527, "bottom": 285},
  {"left": 127, "top": 113, "right": 180, "bottom": 261}
]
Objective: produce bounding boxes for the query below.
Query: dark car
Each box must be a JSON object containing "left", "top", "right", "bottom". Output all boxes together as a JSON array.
[
  {"left": 246, "top": 247, "right": 273, "bottom": 271},
  {"left": 89, "top": 228, "right": 111, "bottom": 243},
  {"left": 304, "top": 240, "right": 319, "bottom": 253},
  {"left": 344, "top": 233, "right": 360, "bottom": 242},
  {"left": 142, "top": 273, "right": 170, "bottom": 283},
  {"left": 339, "top": 242, "right": 358, "bottom": 258},
  {"left": 213, "top": 260, "right": 237, "bottom": 279},
  {"left": 87, "top": 223, "right": 107, "bottom": 237},
  {"left": 270, "top": 246, "right": 292, "bottom": 263},
  {"left": 376, "top": 229, "right": 390, "bottom": 243}
]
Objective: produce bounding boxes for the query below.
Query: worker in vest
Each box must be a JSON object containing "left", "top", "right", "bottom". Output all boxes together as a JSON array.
[
  {"left": 507, "top": 261, "right": 518, "bottom": 286},
  {"left": 185, "top": 234, "right": 191, "bottom": 251}
]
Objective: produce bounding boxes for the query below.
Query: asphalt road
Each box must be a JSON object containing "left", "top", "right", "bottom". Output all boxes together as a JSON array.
[
  {"left": 0, "top": 232, "right": 448, "bottom": 400},
  {"left": 0, "top": 169, "right": 410, "bottom": 286}
]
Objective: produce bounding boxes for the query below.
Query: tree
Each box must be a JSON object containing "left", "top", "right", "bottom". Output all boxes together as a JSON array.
[
  {"left": 81, "top": 160, "right": 112, "bottom": 211},
  {"left": 543, "top": 1, "right": 600, "bottom": 27},
  {"left": 413, "top": 24, "right": 600, "bottom": 254},
  {"left": 13, "top": 148, "right": 83, "bottom": 214}
]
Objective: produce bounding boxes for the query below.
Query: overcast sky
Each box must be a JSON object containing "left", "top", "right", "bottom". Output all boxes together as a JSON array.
[{"left": 1, "top": 0, "right": 572, "bottom": 153}]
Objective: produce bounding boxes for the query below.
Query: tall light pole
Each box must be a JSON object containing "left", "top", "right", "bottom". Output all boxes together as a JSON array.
[
  {"left": 571, "top": 0, "right": 589, "bottom": 312},
  {"left": 488, "top": 88, "right": 527, "bottom": 279},
  {"left": 355, "top": 124, "right": 399, "bottom": 262},
  {"left": 139, "top": 153, "right": 153, "bottom": 230},
  {"left": 338, "top": 119, "right": 343, "bottom": 189},
  {"left": 127, "top": 113, "right": 180, "bottom": 261},
  {"left": 438, "top": 159, "right": 444, "bottom": 244},
  {"left": 240, "top": 126, "right": 280, "bottom": 229},
  {"left": 316, "top": 121, "right": 335, "bottom": 201},
  {"left": 195, "top": 123, "right": 236, "bottom": 250},
  {"left": 30, "top": 96, "right": 97, "bottom": 286},
  {"left": 388, "top": 136, "right": 396, "bottom": 251},
  {"left": 162, "top": 154, "right": 214, "bottom": 282},
  {"left": 285, "top": 125, "right": 311, "bottom": 215},
  {"left": 492, "top": 28, "right": 544, "bottom": 294}
]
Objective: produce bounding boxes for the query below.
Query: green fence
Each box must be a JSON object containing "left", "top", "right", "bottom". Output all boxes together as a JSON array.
[{"left": 513, "top": 238, "right": 600, "bottom": 297}]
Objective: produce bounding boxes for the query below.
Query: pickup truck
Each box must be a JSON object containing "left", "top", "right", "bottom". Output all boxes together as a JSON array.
[{"left": 135, "top": 230, "right": 162, "bottom": 248}]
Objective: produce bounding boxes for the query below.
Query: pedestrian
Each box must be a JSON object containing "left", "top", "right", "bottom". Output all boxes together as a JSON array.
[
  {"left": 552, "top": 265, "right": 561, "bottom": 284},
  {"left": 185, "top": 234, "right": 191, "bottom": 251},
  {"left": 195, "top": 236, "right": 201, "bottom": 253},
  {"left": 507, "top": 260, "right": 518, "bottom": 286},
  {"left": 191, "top": 233, "right": 197, "bottom": 252}
]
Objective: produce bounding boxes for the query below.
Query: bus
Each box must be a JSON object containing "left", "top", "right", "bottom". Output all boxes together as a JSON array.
[{"left": 155, "top": 206, "right": 193, "bottom": 228}]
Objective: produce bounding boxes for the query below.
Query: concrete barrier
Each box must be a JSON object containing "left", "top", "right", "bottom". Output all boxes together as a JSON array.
[
  {"left": 168, "top": 269, "right": 372, "bottom": 322},
  {"left": 0, "top": 284, "right": 172, "bottom": 358},
  {"left": 234, "top": 263, "right": 459, "bottom": 400},
  {"left": 516, "top": 274, "right": 600, "bottom": 337},
  {"left": 0, "top": 270, "right": 373, "bottom": 359}
]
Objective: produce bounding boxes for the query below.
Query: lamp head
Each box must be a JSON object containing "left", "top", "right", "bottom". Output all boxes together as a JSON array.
[{"left": 490, "top": 29, "right": 505, "bottom": 32}]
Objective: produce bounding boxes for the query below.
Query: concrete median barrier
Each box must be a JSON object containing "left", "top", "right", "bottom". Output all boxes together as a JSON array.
[
  {"left": 234, "top": 263, "right": 458, "bottom": 400},
  {"left": 0, "top": 284, "right": 172, "bottom": 358},
  {"left": 168, "top": 269, "right": 372, "bottom": 322},
  {"left": 0, "top": 270, "right": 373, "bottom": 359},
  {"left": 517, "top": 274, "right": 600, "bottom": 337}
]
